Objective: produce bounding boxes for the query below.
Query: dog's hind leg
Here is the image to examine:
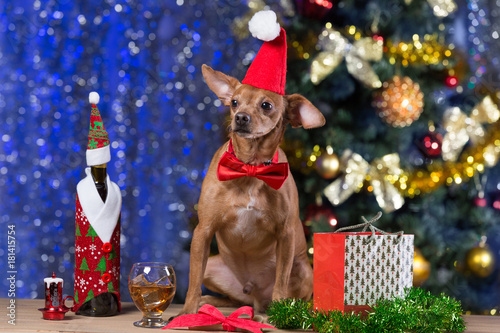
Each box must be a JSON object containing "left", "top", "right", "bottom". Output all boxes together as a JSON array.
[
  {"left": 202, "top": 255, "right": 253, "bottom": 306},
  {"left": 288, "top": 258, "right": 313, "bottom": 300}
]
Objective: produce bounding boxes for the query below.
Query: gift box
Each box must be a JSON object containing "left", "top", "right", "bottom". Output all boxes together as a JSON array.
[{"left": 313, "top": 212, "right": 414, "bottom": 314}]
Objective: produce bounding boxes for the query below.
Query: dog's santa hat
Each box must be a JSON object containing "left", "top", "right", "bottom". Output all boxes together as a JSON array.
[
  {"left": 242, "top": 10, "right": 287, "bottom": 96},
  {"left": 86, "top": 92, "right": 111, "bottom": 166}
]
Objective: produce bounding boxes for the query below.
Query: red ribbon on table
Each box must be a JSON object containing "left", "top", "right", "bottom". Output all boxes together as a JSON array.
[
  {"left": 217, "top": 140, "right": 289, "bottom": 190},
  {"left": 163, "top": 304, "right": 277, "bottom": 333}
]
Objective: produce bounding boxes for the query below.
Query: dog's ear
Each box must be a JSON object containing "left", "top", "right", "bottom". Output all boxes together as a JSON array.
[
  {"left": 202, "top": 64, "right": 241, "bottom": 106},
  {"left": 285, "top": 94, "right": 326, "bottom": 129}
]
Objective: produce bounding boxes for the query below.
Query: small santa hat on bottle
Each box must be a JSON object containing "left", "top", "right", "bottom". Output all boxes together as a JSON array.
[
  {"left": 242, "top": 10, "right": 287, "bottom": 96},
  {"left": 86, "top": 92, "right": 111, "bottom": 166}
]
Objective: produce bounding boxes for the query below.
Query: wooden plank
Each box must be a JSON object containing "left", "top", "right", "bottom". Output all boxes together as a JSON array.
[
  {"left": 465, "top": 315, "right": 500, "bottom": 333},
  {"left": 0, "top": 299, "right": 283, "bottom": 333},
  {"left": 1, "top": 299, "right": 500, "bottom": 332}
]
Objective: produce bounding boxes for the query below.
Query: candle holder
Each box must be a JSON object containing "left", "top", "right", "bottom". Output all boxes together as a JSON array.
[{"left": 38, "top": 272, "right": 75, "bottom": 320}]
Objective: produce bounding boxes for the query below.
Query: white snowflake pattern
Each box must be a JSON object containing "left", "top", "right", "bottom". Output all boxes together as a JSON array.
[
  {"left": 89, "top": 244, "right": 97, "bottom": 251},
  {"left": 76, "top": 245, "right": 82, "bottom": 253},
  {"left": 98, "top": 279, "right": 106, "bottom": 286},
  {"left": 79, "top": 277, "right": 85, "bottom": 287}
]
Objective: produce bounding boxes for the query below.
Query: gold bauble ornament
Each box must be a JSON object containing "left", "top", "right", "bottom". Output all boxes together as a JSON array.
[
  {"left": 373, "top": 76, "right": 424, "bottom": 128},
  {"left": 316, "top": 149, "right": 340, "bottom": 179},
  {"left": 413, "top": 249, "right": 431, "bottom": 286},
  {"left": 465, "top": 243, "right": 495, "bottom": 278}
]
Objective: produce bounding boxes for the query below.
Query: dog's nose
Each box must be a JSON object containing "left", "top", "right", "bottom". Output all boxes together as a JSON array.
[{"left": 235, "top": 112, "right": 251, "bottom": 126}]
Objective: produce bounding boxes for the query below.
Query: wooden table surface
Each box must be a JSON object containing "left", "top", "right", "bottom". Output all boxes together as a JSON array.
[{"left": 1, "top": 299, "right": 499, "bottom": 333}]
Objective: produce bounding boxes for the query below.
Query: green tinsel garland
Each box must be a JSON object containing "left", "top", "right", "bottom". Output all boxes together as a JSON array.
[
  {"left": 265, "top": 298, "right": 315, "bottom": 330},
  {"left": 266, "top": 288, "right": 466, "bottom": 333}
]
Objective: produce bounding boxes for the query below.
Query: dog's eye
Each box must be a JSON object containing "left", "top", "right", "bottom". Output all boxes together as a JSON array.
[
  {"left": 231, "top": 100, "right": 238, "bottom": 108},
  {"left": 261, "top": 102, "right": 272, "bottom": 110}
]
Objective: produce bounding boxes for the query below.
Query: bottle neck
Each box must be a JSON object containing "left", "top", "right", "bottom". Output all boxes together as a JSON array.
[
  {"left": 90, "top": 164, "right": 107, "bottom": 202},
  {"left": 91, "top": 164, "right": 107, "bottom": 182}
]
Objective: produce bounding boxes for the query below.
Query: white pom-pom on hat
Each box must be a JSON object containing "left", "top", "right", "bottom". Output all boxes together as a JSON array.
[
  {"left": 89, "top": 92, "right": 100, "bottom": 105},
  {"left": 248, "top": 10, "right": 281, "bottom": 42}
]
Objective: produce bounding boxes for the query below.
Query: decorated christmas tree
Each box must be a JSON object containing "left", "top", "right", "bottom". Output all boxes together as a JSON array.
[{"left": 233, "top": 0, "right": 500, "bottom": 313}]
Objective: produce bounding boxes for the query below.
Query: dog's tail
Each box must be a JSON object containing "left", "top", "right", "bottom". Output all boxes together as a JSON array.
[{"left": 243, "top": 281, "right": 254, "bottom": 295}]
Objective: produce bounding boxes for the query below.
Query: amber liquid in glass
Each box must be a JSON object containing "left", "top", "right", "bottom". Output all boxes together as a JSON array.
[
  {"left": 129, "top": 285, "right": 176, "bottom": 315},
  {"left": 76, "top": 163, "right": 120, "bottom": 317}
]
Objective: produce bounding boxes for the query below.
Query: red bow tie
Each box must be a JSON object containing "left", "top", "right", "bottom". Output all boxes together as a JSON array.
[{"left": 217, "top": 140, "right": 289, "bottom": 190}]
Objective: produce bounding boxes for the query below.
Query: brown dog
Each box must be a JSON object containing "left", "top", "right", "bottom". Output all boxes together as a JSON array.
[{"left": 180, "top": 64, "right": 325, "bottom": 315}]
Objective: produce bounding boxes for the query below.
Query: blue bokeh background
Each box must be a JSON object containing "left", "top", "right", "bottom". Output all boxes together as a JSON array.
[{"left": 0, "top": 0, "right": 262, "bottom": 302}]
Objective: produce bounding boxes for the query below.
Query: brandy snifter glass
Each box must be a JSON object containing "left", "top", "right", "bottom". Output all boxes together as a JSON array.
[{"left": 128, "top": 262, "right": 176, "bottom": 328}]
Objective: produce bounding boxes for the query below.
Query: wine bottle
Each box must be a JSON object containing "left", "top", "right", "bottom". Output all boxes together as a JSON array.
[{"left": 76, "top": 163, "right": 120, "bottom": 317}]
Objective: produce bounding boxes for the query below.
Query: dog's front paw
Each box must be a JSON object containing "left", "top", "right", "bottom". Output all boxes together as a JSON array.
[{"left": 172, "top": 303, "right": 199, "bottom": 320}]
